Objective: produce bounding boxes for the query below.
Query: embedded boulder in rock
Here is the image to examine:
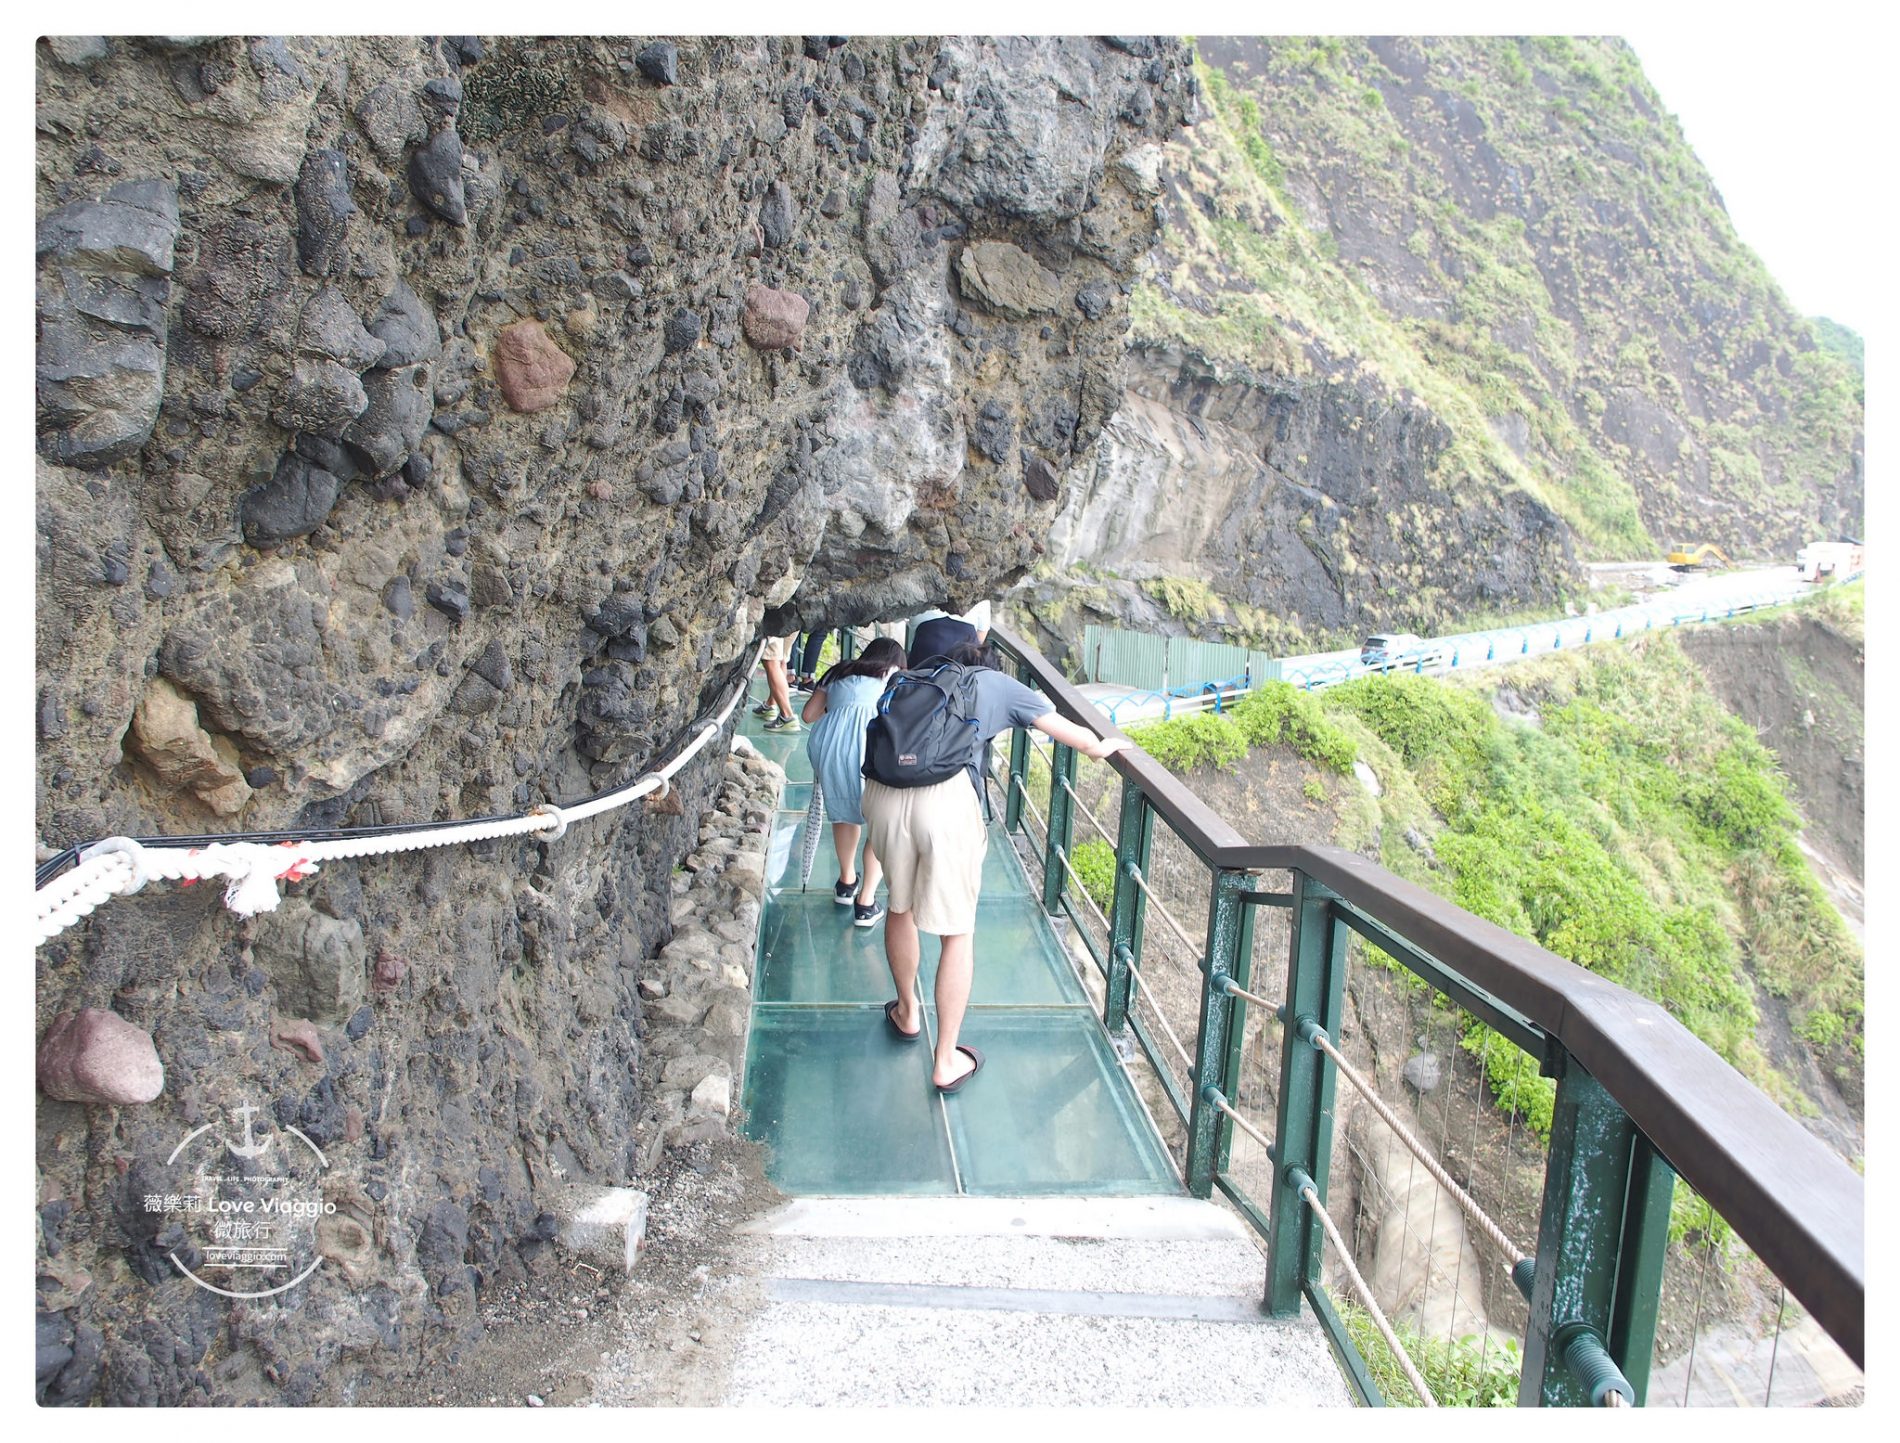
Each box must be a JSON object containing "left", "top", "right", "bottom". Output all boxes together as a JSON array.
[
  {"left": 35, "top": 178, "right": 180, "bottom": 468},
  {"left": 125, "top": 676, "right": 253, "bottom": 816},
  {"left": 407, "top": 129, "right": 468, "bottom": 225},
  {"left": 250, "top": 899, "right": 367, "bottom": 1027},
  {"left": 239, "top": 452, "right": 342, "bottom": 547},
  {"left": 742, "top": 285, "right": 809, "bottom": 351},
  {"left": 956, "top": 239, "right": 1062, "bottom": 321},
  {"left": 37, "top": 1009, "right": 165, "bottom": 1105},
  {"left": 492, "top": 319, "right": 576, "bottom": 412}
]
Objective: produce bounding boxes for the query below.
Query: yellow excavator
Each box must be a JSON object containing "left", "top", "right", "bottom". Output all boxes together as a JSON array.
[{"left": 1666, "top": 543, "right": 1732, "bottom": 572}]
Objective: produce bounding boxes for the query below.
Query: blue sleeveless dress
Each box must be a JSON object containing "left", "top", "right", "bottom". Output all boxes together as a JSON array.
[{"left": 804, "top": 674, "right": 886, "bottom": 825}]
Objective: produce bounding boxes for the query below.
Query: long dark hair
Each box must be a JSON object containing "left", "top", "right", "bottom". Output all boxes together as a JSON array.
[
  {"left": 815, "top": 637, "right": 907, "bottom": 689},
  {"left": 946, "top": 640, "right": 1001, "bottom": 670}
]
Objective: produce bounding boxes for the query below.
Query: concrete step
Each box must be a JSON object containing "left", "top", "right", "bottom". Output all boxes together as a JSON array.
[{"left": 722, "top": 1197, "right": 1356, "bottom": 1407}]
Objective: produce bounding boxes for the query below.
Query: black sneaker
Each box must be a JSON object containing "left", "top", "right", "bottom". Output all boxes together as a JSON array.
[
  {"left": 833, "top": 879, "right": 857, "bottom": 906},
  {"left": 750, "top": 700, "right": 776, "bottom": 717},
  {"left": 853, "top": 900, "right": 886, "bottom": 928},
  {"left": 763, "top": 714, "right": 800, "bottom": 732}
]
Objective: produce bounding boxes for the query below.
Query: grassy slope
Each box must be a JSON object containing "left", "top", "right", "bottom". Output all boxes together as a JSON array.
[
  {"left": 1125, "top": 646, "right": 1863, "bottom": 1134},
  {"left": 1140, "top": 39, "right": 1862, "bottom": 559}
]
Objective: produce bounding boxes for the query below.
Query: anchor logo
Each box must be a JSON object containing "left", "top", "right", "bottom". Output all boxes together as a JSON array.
[{"left": 224, "top": 1100, "right": 273, "bottom": 1160}]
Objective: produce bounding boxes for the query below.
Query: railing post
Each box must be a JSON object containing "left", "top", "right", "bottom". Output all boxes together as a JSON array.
[
  {"left": 1185, "top": 866, "right": 1249, "bottom": 1197},
  {"left": 1608, "top": 1139, "right": 1675, "bottom": 1404},
  {"left": 1215, "top": 892, "right": 1260, "bottom": 1174},
  {"left": 1519, "top": 1058, "right": 1668, "bottom": 1406},
  {"left": 1004, "top": 662, "right": 1032, "bottom": 836},
  {"left": 1265, "top": 869, "right": 1347, "bottom": 1317},
  {"left": 1040, "top": 740, "right": 1076, "bottom": 915},
  {"left": 1104, "top": 777, "right": 1152, "bottom": 1037}
]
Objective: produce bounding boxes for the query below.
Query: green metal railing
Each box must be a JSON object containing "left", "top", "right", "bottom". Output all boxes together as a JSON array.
[{"left": 986, "top": 623, "right": 1863, "bottom": 1407}]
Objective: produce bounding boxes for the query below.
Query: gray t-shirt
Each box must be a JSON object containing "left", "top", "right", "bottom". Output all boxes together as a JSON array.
[{"left": 964, "top": 669, "right": 1054, "bottom": 810}]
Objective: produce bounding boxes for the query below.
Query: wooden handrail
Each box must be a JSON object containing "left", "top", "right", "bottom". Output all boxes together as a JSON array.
[{"left": 990, "top": 621, "right": 1864, "bottom": 1367}]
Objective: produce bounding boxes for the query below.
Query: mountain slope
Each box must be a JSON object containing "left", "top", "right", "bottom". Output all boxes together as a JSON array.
[{"left": 1026, "top": 37, "right": 1863, "bottom": 657}]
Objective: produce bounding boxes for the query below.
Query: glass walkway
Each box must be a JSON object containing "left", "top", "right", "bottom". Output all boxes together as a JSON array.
[{"left": 734, "top": 697, "right": 1179, "bottom": 1198}]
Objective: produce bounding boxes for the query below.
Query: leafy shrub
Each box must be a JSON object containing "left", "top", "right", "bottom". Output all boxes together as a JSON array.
[
  {"left": 1127, "top": 712, "right": 1248, "bottom": 773},
  {"left": 1326, "top": 675, "right": 1491, "bottom": 771},
  {"left": 1336, "top": 1299, "right": 1523, "bottom": 1406},
  {"left": 1230, "top": 682, "right": 1359, "bottom": 772},
  {"left": 1796, "top": 1008, "right": 1845, "bottom": 1049},
  {"left": 1459, "top": 1023, "right": 1555, "bottom": 1140},
  {"left": 1668, "top": 1180, "right": 1738, "bottom": 1259},
  {"left": 1685, "top": 740, "right": 1797, "bottom": 852},
  {"left": 1069, "top": 838, "right": 1118, "bottom": 915},
  {"left": 1302, "top": 777, "right": 1328, "bottom": 803}
]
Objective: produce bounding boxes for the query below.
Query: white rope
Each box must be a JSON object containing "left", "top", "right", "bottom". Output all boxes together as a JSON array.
[{"left": 36, "top": 642, "right": 765, "bottom": 943}]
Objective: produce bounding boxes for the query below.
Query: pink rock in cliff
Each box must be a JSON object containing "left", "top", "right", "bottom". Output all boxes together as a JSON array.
[
  {"left": 271, "top": 1017, "right": 325, "bottom": 1066},
  {"left": 492, "top": 319, "right": 576, "bottom": 412},
  {"left": 742, "top": 284, "right": 808, "bottom": 351},
  {"left": 37, "top": 1009, "right": 165, "bottom": 1105}
]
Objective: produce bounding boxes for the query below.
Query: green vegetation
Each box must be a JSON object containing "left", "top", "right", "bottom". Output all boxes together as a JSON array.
[
  {"left": 1140, "top": 38, "right": 1861, "bottom": 560},
  {"left": 1127, "top": 681, "right": 1360, "bottom": 776},
  {"left": 1810, "top": 317, "right": 1864, "bottom": 385},
  {"left": 1129, "top": 638, "right": 1861, "bottom": 1134},
  {"left": 1320, "top": 641, "right": 1861, "bottom": 1121},
  {"left": 1070, "top": 838, "right": 1118, "bottom": 914},
  {"left": 1140, "top": 575, "right": 1224, "bottom": 625},
  {"left": 1335, "top": 1299, "right": 1523, "bottom": 1406},
  {"left": 1669, "top": 1177, "right": 1739, "bottom": 1259}
]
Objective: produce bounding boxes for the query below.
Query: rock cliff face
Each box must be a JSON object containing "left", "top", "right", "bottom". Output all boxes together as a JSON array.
[
  {"left": 34, "top": 34, "right": 1190, "bottom": 1404},
  {"left": 1017, "top": 340, "right": 1574, "bottom": 657},
  {"left": 1017, "top": 36, "right": 1863, "bottom": 656},
  {"left": 1680, "top": 610, "right": 1865, "bottom": 879}
]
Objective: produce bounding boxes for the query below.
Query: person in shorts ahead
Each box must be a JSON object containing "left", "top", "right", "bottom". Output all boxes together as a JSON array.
[
  {"left": 752, "top": 633, "right": 799, "bottom": 730},
  {"left": 862, "top": 641, "right": 1128, "bottom": 1092}
]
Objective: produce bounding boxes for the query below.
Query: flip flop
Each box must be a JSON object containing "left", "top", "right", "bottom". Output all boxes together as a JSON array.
[
  {"left": 884, "top": 999, "right": 921, "bottom": 1041},
  {"left": 935, "top": 1044, "right": 984, "bottom": 1094}
]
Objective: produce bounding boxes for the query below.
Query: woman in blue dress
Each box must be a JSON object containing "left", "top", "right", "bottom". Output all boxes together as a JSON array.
[{"left": 800, "top": 637, "right": 907, "bottom": 927}]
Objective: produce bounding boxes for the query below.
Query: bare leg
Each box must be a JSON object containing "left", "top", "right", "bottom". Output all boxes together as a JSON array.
[
  {"left": 764, "top": 659, "right": 793, "bottom": 719},
  {"left": 884, "top": 908, "right": 922, "bottom": 1035},
  {"left": 931, "top": 932, "right": 976, "bottom": 1088},
  {"left": 830, "top": 822, "right": 861, "bottom": 887},
  {"left": 857, "top": 839, "right": 884, "bottom": 906}
]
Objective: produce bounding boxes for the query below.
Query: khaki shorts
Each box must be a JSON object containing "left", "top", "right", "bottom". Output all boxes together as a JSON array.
[
  {"left": 862, "top": 775, "right": 988, "bottom": 936},
  {"left": 760, "top": 634, "right": 795, "bottom": 664}
]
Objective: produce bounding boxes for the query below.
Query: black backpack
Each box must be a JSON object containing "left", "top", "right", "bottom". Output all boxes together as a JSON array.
[{"left": 862, "top": 662, "right": 985, "bottom": 789}]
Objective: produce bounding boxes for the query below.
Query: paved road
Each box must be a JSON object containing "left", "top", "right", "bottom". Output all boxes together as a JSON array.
[{"left": 1084, "top": 566, "right": 1830, "bottom": 722}]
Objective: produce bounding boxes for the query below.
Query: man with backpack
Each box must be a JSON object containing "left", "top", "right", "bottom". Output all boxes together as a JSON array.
[{"left": 862, "top": 642, "right": 1128, "bottom": 1092}]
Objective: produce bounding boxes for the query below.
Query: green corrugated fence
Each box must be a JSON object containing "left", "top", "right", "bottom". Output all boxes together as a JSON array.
[{"left": 1081, "top": 625, "right": 1283, "bottom": 691}]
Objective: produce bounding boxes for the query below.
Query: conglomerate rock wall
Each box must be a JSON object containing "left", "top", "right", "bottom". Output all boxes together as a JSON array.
[{"left": 33, "top": 34, "right": 1191, "bottom": 1404}]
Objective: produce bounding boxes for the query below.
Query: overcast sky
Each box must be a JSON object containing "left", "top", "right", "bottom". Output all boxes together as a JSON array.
[{"left": 1623, "top": 24, "right": 1880, "bottom": 341}]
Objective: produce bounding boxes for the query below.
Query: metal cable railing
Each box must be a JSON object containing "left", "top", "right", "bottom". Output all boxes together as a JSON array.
[
  {"left": 984, "top": 619, "right": 1861, "bottom": 1404},
  {"left": 1006, "top": 760, "right": 1194, "bottom": 1073},
  {"left": 1295, "top": 1175, "right": 1437, "bottom": 1407},
  {"left": 1304, "top": 1022, "right": 1530, "bottom": 1268},
  {"left": 36, "top": 641, "right": 767, "bottom": 941},
  {"left": 1121, "top": 861, "right": 1204, "bottom": 958}
]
